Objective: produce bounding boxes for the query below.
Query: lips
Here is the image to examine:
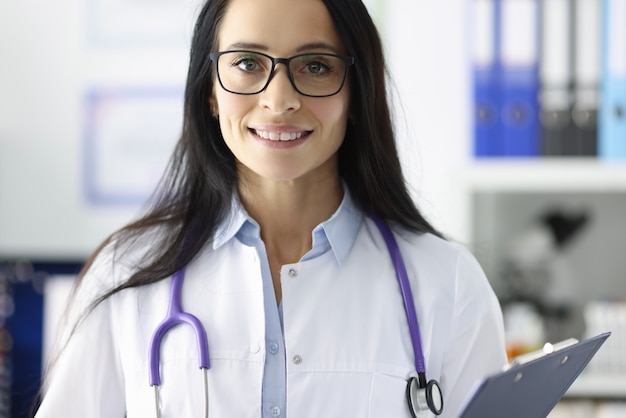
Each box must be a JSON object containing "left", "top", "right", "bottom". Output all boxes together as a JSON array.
[{"left": 250, "top": 128, "right": 312, "bottom": 142}]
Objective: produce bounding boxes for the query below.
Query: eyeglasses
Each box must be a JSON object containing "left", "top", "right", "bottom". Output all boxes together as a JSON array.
[{"left": 209, "top": 50, "right": 354, "bottom": 98}]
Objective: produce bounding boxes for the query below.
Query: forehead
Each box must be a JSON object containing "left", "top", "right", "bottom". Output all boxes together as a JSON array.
[{"left": 218, "top": 0, "right": 345, "bottom": 54}]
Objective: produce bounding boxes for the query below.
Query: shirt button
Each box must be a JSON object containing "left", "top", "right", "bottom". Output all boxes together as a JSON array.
[
  {"left": 268, "top": 341, "right": 280, "bottom": 354},
  {"left": 288, "top": 268, "right": 298, "bottom": 278},
  {"left": 292, "top": 354, "right": 302, "bottom": 365},
  {"left": 271, "top": 406, "right": 281, "bottom": 417}
]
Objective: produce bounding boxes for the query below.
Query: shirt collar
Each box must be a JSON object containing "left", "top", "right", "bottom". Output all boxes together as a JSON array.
[
  {"left": 212, "top": 185, "right": 363, "bottom": 266},
  {"left": 317, "top": 187, "right": 362, "bottom": 265},
  {"left": 211, "top": 194, "right": 249, "bottom": 250}
]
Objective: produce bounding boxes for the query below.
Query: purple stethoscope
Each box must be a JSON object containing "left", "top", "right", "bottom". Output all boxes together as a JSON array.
[{"left": 148, "top": 216, "right": 443, "bottom": 417}]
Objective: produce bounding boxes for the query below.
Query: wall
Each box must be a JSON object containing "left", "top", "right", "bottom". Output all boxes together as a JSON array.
[
  {"left": 0, "top": 0, "right": 199, "bottom": 259},
  {"left": 385, "top": 1, "right": 472, "bottom": 241}
]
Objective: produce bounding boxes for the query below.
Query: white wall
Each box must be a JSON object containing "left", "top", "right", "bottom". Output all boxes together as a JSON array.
[
  {"left": 384, "top": 1, "right": 472, "bottom": 241},
  {"left": 0, "top": 0, "right": 199, "bottom": 259}
]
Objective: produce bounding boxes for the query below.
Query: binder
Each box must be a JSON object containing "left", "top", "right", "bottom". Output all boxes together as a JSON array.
[
  {"left": 499, "top": 0, "right": 540, "bottom": 156},
  {"left": 473, "top": 0, "right": 503, "bottom": 157},
  {"left": 539, "top": 0, "right": 575, "bottom": 156},
  {"left": 599, "top": 0, "right": 626, "bottom": 159},
  {"left": 472, "top": 0, "right": 540, "bottom": 157},
  {"left": 459, "top": 332, "right": 611, "bottom": 418},
  {"left": 570, "top": 0, "right": 601, "bottom": 156}
]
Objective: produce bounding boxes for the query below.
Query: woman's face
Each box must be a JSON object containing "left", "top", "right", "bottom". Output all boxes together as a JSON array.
[{"left": 212, "top": 0, "right": 351, "bottom": 184}]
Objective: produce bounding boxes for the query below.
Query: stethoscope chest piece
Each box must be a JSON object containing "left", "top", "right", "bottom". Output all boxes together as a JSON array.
[{"left": 406, "top": 376, "right": 444, "bottom": 417}]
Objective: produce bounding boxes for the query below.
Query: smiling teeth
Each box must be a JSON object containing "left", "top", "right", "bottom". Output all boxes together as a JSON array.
[{"left": 255, "top": 130, "right": 304, "bottom": 141}]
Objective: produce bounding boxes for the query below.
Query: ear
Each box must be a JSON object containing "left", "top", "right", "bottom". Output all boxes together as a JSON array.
[{"left": 209, "top": 97, "right": 219, "bottom": 118}]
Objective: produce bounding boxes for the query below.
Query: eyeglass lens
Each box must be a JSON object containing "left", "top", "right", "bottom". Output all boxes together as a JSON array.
[{"left": 214, "top": 51, "right": 349, "bottom": 97}]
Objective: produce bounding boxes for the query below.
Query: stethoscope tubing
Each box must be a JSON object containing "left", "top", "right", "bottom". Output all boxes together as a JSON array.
[
  {"left": 370, "top": 215, "right": 427, "bottom": 374},
  {"left": 148, "top": 267, "right": 211, "bottom": 387}
]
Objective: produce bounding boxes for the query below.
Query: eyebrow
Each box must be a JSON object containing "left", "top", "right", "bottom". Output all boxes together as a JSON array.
[
  {"left": 226, "top": 42, "right": 268, "bottom": 51},
  {"left": 225, "top": 42, "right": 341, "bottom": 54}
]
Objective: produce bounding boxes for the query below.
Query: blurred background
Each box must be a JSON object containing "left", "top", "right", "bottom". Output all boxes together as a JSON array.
[{"left": 0, "top": 0, "right": 625, "bottom": 416}]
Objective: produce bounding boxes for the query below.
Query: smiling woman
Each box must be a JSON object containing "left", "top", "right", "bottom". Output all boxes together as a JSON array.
[
  {"left": 212, "top": 0, "right": 353, "bottom": 196},
  {"left": 33, "top": 1, "right": 507, "bottom": 417}
]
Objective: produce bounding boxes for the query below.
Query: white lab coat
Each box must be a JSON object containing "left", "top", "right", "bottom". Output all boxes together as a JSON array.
[{"left": 35, "top": 217, "right": 506, "bottom": 418}]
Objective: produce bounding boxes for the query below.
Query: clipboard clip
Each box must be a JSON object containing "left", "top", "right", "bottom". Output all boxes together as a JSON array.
[{"left": 503, "top": 338, "right": 579, "bottom": 371}]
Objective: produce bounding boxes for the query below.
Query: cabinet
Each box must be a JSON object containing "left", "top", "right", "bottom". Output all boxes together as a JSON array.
[{"left": 461, "top": 160, "right": 626, "bottom": 401}]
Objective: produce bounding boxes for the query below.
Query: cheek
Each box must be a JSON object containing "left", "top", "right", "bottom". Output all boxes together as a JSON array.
[
  {"left": 214, "top": 93, "right": 254, "bottom": 139},
  {"left": 215, "top": 91, "right": 248, "bottom": 119},
  {"left": 311, "top": 97, "right": 350, "bottom": 131}
]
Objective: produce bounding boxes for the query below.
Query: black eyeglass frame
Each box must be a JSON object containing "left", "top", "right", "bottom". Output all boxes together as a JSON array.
[{"left": 209, "top": 50, "right": 355, "bottom": 98}]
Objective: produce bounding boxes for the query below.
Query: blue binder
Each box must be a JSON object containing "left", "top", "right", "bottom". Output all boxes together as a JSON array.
[
  {"left": 459, "top": 332, "right": 611, "bottom": 418},
  {"left": 499, "top": 0, "right": 540, "bottom": 156},
  {"left": 472, "top": 0, "right": 540, "bottom": 157},
  {"left": 473, "top": 0, "right": 503, "bottom": 156},
  {"left": 474, "top": 64, "right": 503, "bottom": 156},
  {"left": 500, "top": 65, "right": 540, "bottom": 156},
  {"left": 599, "top": 0, "right": 626, "bottom": 159}
]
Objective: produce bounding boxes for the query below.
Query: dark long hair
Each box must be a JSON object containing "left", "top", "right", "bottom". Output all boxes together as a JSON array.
[{"left": 79, "top": 0, "right": 441, "bottom": 307}]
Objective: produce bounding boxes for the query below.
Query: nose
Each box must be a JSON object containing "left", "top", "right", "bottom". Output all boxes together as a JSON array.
[{"left": 258, "top": 64, "right": 301, "bottom": 114}]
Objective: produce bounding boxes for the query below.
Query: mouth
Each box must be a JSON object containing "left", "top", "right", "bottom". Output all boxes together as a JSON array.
[{"left": 250, "top": 128, "right": 312, "bottom": 142}]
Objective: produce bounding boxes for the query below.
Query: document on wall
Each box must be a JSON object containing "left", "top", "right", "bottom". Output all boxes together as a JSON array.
[{"left": 83, "top": 87, "right": 184, "bottom": 206}]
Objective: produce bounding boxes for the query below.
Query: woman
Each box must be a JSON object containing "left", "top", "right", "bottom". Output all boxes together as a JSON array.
[{"left": 35, "top": 0, "right": 507, "bottom": 416}]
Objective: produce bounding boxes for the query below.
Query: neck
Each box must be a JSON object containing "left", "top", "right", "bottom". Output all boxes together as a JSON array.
[
  {"left": 237, "top": 166, "right": 343, "bottom": 303},
  {"left": 238, "top": 174, "right": 343, "bottom": 264}
]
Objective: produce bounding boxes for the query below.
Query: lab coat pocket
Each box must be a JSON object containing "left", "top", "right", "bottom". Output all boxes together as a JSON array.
[{"left": 368, "top": 373, "right": 413, "bottom": 418}]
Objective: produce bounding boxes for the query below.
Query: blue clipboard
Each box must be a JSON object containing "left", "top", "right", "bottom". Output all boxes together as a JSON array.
[{"left": 459, "top": 332, "right": 611, "bottom": 418}]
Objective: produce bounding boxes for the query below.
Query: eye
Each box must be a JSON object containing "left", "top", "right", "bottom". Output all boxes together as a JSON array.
[
  {"left": 294, "top": 55, "right": 334, "bottom": 75},
  {"left": 306, "top": 61, "right": 330, "bottom": 74},
  {"left": 231, "top": 54, "right": 264, "bottom": 72},
  {"left": 234, "top": 58, "right": 258, "bottom": 71}
]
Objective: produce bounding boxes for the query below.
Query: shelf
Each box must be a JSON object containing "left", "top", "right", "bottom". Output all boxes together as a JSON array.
[
  {"left": 565, "top": 373, "right": 626, "bottom": 399},
  {"left": 462, "top": 159, "right": 626, "bottom": 193}
]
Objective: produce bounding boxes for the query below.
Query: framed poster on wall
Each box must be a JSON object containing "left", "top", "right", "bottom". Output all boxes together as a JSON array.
[{"left": 83, "top": 87, "right": 184, "bottom": 206}]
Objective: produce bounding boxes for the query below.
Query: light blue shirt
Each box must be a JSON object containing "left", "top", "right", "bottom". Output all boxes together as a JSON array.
[{"left": 213, "top": 188, "right": 362, "bottom": 418}]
